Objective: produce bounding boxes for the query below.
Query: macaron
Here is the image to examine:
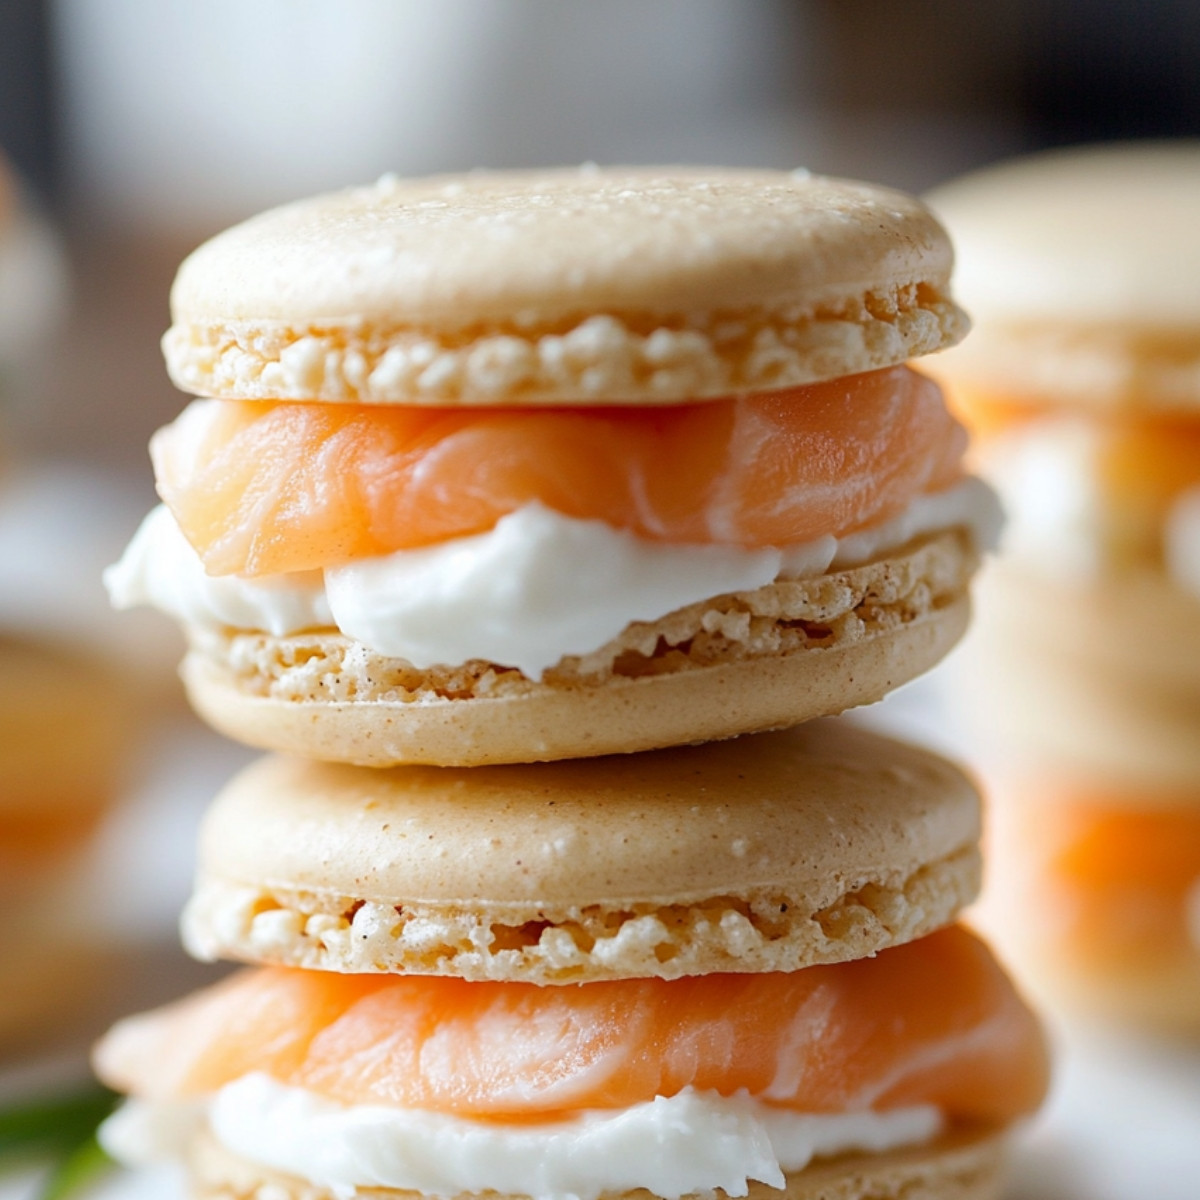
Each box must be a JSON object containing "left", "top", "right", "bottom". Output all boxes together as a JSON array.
[
  {"left": 926, "top": 143, "right": 1200, "bottom": 1031},
  {"left": 964, "top": 562, "right": 1200, "bottom": 790},
  {"left": 926, "top": 143, "right": 1200, "bottom": 582},
  {"left": 181, "top": 720, "right": 983, "bottom": 981},
  {"left": 928, "top": 142, "right": 1200, "bottom": 415},
  {"left": 0, "top": 634, "right": 135, "bottom": 859},
  {"left": 0, "top": 634, "right": 136, "bottom": 1046},
  {"left": 107, "top": 166, "right": 1000, "bottom": 767},
  {"left": 979, "top": 776, "right": 1200, "bottom": 1035},
  {"left": 94, "top": 723, "right": 1049, "bottom": 1200},
  {"left": 180, "top": 1125, "right": 1010, "bottom": 1200}
]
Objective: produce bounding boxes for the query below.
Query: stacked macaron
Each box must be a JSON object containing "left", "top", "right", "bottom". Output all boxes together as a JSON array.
[
  {"left": 928, "top": 144, "right": 1200, "bottom": 1032},
  {"left": 0, "top": 150, "right": 134, "bottom": 1048},
  {"left": 105, "top": 167, "right": 1000, "bottom": 766},
  {"left": 0, "top": 635, "right": 135, "bottom": 1047},
  {"left": 96, "top": 167, "right": 1046, "bottom": 1200}
]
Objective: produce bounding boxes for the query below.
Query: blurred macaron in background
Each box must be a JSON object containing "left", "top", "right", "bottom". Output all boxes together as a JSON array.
[{"left": 927, "top": 143, "right": 1200, "bottom": 1034}]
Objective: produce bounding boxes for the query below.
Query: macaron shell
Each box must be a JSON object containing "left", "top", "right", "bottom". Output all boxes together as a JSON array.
[
  {"left": 959, "top": 561, "right": 1200, "bottom": 791},
  {"left": 182, "top": 721, "right": 981, "bottom": 981},
  {"left": 163, "top": 167, "right": 967, "bottom": 405},
  {"left": 929, "top": 143, "right": 1200, "bottom": 327},
  {"left": 185, "top": 1122, "right": 1008, "bottom": 1200},
  {"left": 998, "top": 935, "right": 1200, "bottom": 1036},
  {"left": 975, "top": 780, "right": 1200, "bottom": 1035},
  {"left": 178, "top": 531, "right": 976, "bottom": 768},
  {"left": 927, "top": 318, "right": 1200, "bottom": 413},
  {"left": 927, "top": 142, "right": 1200, "bottom": 411}
]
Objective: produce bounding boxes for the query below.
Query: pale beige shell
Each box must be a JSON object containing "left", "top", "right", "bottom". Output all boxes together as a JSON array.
[
  {"left": 164, "top": 167, "right": 967, "bottom": 405},
  {"left": 928, "top": 143, "right": 1200, "bottom": 410},
  {"left": 959, "top": 558, "right": 1200, "bottom": 792},
  {"left": 183, "top": 719, "right": 981, "bottom": 982}
]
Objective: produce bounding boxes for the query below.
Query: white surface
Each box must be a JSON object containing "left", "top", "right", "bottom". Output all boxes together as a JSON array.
[{"left": 1007, "top": 1024, "right": 1200, "bottom": 1200}]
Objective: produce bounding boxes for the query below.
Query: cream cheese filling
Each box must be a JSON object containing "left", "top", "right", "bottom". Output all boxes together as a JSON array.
[
  {"left": 105, "top": 478, "right": 1000, "bottom": 680},
  {"left": 1165, "top": 486, "right": 1200, "bottom": 601},
  {"left": 983, "top": 417, "right": 1200, "bottom": 595},
  {"left": 100, "top": 1076, "right": 943, "bottom": 1200},
  {"left": 981, "top": 418, "right": 1102, "bottom": 576}
]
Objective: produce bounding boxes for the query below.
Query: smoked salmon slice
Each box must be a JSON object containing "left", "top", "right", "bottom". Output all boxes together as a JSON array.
[
  {"left": 95, "top": 926, "right": 1047, "bottom": 1125},
  {"left": 152, "top": 366, "right": 968, "bottom": 577},
  {"left": 996, "top": 790, "right": 1200, "bottom": 970},
  {"left": 955, "top": 389, "right": 1200, "bottom": 515}
]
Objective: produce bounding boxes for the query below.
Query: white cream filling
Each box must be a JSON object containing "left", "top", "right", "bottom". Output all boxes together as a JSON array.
[
  {"left": 981, "top": 417, "right": 1104, "bottom": 576},
  {"left": 1165, "top": 486, "right": 1200, "bottom": 601},
  {"left": 100, "top": 1076, "right": 942, "bottom": 1200},
  {"left": 983, "top": 417, "right": 1200, "bottom": 594},
  {"left": 104, "top": 479, "right": 1000, "bottom": 680}
]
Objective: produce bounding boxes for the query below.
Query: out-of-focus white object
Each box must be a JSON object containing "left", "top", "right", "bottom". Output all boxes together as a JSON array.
[
  {"left": 0, "top": 166, "right": 67, "bottom": 400},
  {"left": 55, "top": 0, "right": 812, "bottom": 231},
  {"left": 0, "top": 466, "right": 181, "bottom": 691},
  {"left": 1165, "top": 486, "right": 1200, "bottom": 600},
  {"left": 1007, "top": 1024, "right": 1200, "bottom": 1200}
]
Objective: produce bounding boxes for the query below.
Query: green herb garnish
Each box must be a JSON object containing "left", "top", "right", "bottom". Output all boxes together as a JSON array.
[
  {"left": 37, "top": 1134, "right": 114, "bottom": 1200},
  {"left": 0, "top": 1087, "right": 119, "bottom": 1199}
]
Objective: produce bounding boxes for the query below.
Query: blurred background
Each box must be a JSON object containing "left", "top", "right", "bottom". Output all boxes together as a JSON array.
[
  {"left": 2, "top": 0, "right": 1199, "bottom": 466},
  {"left": 1, "top": 3, "right": 1199, "bottom": 1198}
]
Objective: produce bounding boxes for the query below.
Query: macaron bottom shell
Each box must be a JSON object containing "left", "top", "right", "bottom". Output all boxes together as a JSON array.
[{"left": 179, "top": 535, "right": 974, "bottom": 767}]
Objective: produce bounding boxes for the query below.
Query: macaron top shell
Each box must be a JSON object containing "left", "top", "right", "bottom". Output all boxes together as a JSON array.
[
  {"left": 927, "top": 142, "right": 1200, "bottom": 411},
  {"left": 929, "top": 143, "right": 1200, "bottom": 329},
  {"left": 197, "top": 721, "right": 977, "bottom": 905},
  {"left": 163, "top": 166, "right": 968, "bottom": 405},
  {"left": 183, "top": 722, "right": 982, "bottom": 981}
]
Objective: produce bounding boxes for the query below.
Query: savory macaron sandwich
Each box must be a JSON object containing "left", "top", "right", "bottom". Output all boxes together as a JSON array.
[
  {"left": 927, "top": 143, "right": 1200, "bottom": 1030},
  {"left": 106, "top": 166, "right": 1000, "bottom": 766},
  {"left": 94, "top": 723, "right": 1048, "bottom": 1200}
]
